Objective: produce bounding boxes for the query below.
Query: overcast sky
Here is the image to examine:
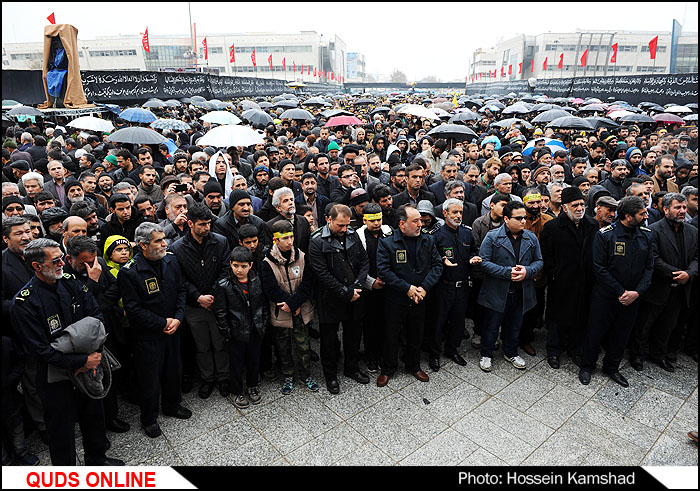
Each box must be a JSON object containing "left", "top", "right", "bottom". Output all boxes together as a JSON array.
[{"left": 3, "top": 2, "right": 698, "bottom": 81}]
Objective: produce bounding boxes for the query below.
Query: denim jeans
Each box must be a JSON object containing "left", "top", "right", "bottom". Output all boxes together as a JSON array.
[{"left": 481, "top": 291, "right": 524, "bottom": 359}]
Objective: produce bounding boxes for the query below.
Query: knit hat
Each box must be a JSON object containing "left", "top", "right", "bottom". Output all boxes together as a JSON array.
[
  {"left": 532, "top": 165, "right": 550, "bottom": 181},
  {"left": 2, "top": 196, "right": 24, "bottom": 212},
  {"left": 535, "top": 147, "right": 552, "bottom": 161},
  {"left": 561, "top": 186, "right": 585, "bottom": 205},
  {"left": 64, "top": 179, "right": 82, "bottom": 193},
  {"left": 572, "top": 176, "right": 589, "bottom": 188},
  {"left": 41, "top": 206, "right": 69, "bottom": 227},
  {"left": 104, "top": 236, "right": 131, "bottom": 259},
  {"left": 328, "top": 141, "right": 340, "bottom": 151},
  {"left": 104, "top": 155, "right": 118, "bottom": 167},
  {"left": 228, "top": 189, "right": 250, "bottom": 208},
  {"left": 417, "top": 200, "right": 436, "bottom": 218},
  {"left": 9, "top": 160, "right": 29, "bottom": 171},
  {"left": 203, "top": 179, "right": 223, "bottom": 197},
  {"left": 350, "top": 188, "right": 369, "bottom": 206}
]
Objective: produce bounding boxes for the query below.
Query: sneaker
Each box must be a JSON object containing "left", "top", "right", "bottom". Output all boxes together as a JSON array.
[
  {"left": 479, "top": 356, "right": 492, "bottom": 372},
  {"left": 233, "top": 394, "right": 249, "bottom": 409},
  {"left": 366, "top": 360, "right": 379, "bottom": 373},
  {"left": 471, "top": 335, "right": 481, "bottom": 349},
  {"left": 304, "top": 377, "right": 319, "bottom": 392},
  {"left": 247, "top": 386, "right": 262, "bottom": 405},
  {"left": 504, "top": 354, "right": 526, "bottom": 370},
  {"left": 281, "top": 376, "right": 293, "bottom": 395}
]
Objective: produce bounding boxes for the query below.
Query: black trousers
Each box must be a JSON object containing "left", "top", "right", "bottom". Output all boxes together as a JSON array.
[
  {"left": 260, "top": 323, "right": 280, "bottom": 373},
  {"left": 631, "top": 288, "right": 686, "bottom": 360},
  {"left": 361, "top": 290, "right": 385, "bottom": 363},
  {"left": 320, "top": 319, "right": 361, "bottom": 381},
  {"left": 429, "top": 283, "right": 468, "bottom": 356},
  {"left": 39, "top": 380, "right": 106, "bottom": 466},
  {"left": 2, "top": 390, "right": 28, "bottom": 463},
  {"left": 381, "top": 300, "right": 426, "bottom": 376},
  {"left": 581, "top": 292, "right": 640, "bottom": 373},
  {"left": 228, "top": 328, "right": 263, "bottom": 396},
  {"left": 520, "top": 286, "right": 545, "bottom": 345},
  {"left": 133, "top": 334, "right": 182, "bottom": 426},
  {"left": 467, "top": 278, "right": 485, "bottom": 336}
]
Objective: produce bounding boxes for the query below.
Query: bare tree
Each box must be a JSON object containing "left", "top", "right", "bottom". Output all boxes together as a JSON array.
[{"left": 390, "top": 69, "right": 407, "bottom": 83}]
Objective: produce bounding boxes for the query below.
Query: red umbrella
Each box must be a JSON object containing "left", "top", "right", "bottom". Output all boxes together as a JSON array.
[
  {"left": 324, "top": 115, "right": 364, "bottom": 127},
  {"left": 652, "top": 113, "right": 686, "bottom": 124}
]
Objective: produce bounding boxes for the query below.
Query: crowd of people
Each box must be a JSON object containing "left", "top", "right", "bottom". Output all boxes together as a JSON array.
[{"left": 1, "top": 91, "right": 698, "bottom": 466}]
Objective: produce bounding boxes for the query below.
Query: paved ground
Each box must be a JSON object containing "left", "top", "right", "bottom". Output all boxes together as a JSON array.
[{"left": 26, "top": 324, "right": 698, "bottom": 467}]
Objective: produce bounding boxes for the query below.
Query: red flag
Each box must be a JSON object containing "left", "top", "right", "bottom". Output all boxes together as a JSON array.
[
  {"left": 580, "top": 49, "right": 588, "bottom": 67},
  {"left": 543, "top": 57, "right": 548, "bottom": 71},
  {"left": 268, "top": 54, "right": 273, "bottom": 70},
  {"left": 331, "top": 72, "right": 335, "bottom": 80},
  {"left": 229, "top": 44, "right": 235, "bottom": 63},
  {"left": 142, "top": 27, "right": 150, "bottom": 54},
  {"left": 610, "top": 43, "right": 618, "bottom": 63},
  {"left": 530, "top": 59, "right": 534, "bottom": 73},
  {"left": 282, "top": 57, "right": 286, "bottom": 70},
  {"left": 308, "top": 65, "right": 311, "bottom": 75},
  {"left": 518, "top": 62, "right": 522, "bottom": 74},
  {"left": 500, "top": 66, "right": 505, "bottom": 77},
  {"left": 648, "top": 36, "right": 658, "bottom": 60},
  {"left": 558, "top": 53, "right": 563, "bottom": 69},
  {"left": 293, "top": 61, "right": 296, "bottom": 72},
  {"left": 323, "top": 69, "right": 326, "bottom": 79},
  {"left": 508, "top": 64, "right": 512, "bottom": 75},
  {"left": 251, "top": 49, "right": 256, "bottom": 67},
  {"left": 313, "top": 67, "right": 317, "bottom": 77},
  {"left": 202, "top": 38, "right": 207, "bottom": 61},
  {"left": 47, "top": 12, "right": 56, "bottom": 24},
  {"left": 494, "top": 69, "right": 497, "bottom": 78}
]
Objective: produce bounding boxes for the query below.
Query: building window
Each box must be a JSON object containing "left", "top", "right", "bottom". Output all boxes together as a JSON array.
[
  {"left": 641, "top": 45, "right": 667, "bottom": 53},
  {"left": 209, "top": 47, "right": 223, "bottom": 54},
  {"left": 618, "top": 45, "right": 637, "bottom": 52}
]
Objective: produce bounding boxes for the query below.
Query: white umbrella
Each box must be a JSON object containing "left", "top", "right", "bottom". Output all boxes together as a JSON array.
[
  {"left": 200, "top": 111, "right": 242, "bottom": 125},
  {"left": 67, "top": 116, "right": 114, "bottom": 133},
  {"left": 395, "top": 104, "right": 439, "bottom": 120},
  {"left": 607, "top": 110, "right": 634, "bottom": 120},
  {"left": 665, "top": 105, "right": 692, "bottom": 114},
  {"left": 197, "top": 125, "right": 265, "bottom": 148}
]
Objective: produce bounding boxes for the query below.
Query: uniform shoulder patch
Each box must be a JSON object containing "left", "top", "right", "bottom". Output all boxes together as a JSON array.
[
  {"left": 600, "top": 225, "right": 613, "bottom": 233},
  {"left": 384, "top": 228, "right": 393, "bottom": 236},
  {"left": 123, "top": 259, "right": 135, "bottom": 269},
  {"left": 20, "top": 288, "right": 31, "bottom": 297},
  {"left": 640, "top": 226, "right": 651, "bottom": 232},
  {"left": 62, "top": 273, "right": 75, "bottom": 280},
  {"left": 82, "top": 284, "right": 89, "bottom": 292}
]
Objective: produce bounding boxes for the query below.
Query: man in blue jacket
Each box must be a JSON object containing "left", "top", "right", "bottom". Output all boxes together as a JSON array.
[
  {"left": 477, "top": 201, "right": 543, "bottom": 373},
  {"left": 376, "top": 204, "right": 443, "bottom": 386}
]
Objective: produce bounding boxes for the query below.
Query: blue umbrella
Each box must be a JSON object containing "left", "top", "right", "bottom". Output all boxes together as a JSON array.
[
  {"left": 97, "top": 103, "right": 122, "bottom": 115},
  {"left": 163, "top": 138, "right": 179, "bottom": 154},
  {"left": 150, "top": 119, "right": 191, "bottom": 131},
  {"left": 119, "top": 108, "right": 158, "bottom": 123},
  {"left": 522, "top": 138, "right": 566, "bottom": 156}
]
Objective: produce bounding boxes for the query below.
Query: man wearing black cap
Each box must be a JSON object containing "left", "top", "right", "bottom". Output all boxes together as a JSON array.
[
  {"left": 213, "top": 189, "right": 265, "bottom": 249},
  {"left": 3, "top": 196, "right": 25, "bottom": 218},
  {"left": 202, "top": 180, "right": 227, "bottom": 219},
  {"left": 540, "top": 187, "right": 598, "bottom": 369},
  {"left": 41, "top": 207, "right": 68, "bottom": 243},
  {"left": 599, "top": 160, "right": 629, "bottom": 201},
  {"left": 9, "top": 160, "right": 30, "bottom": 183}
]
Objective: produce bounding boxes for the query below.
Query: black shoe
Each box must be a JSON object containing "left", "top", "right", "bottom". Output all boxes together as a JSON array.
[
  {"left": 547, "top": 356, "right": 560, "bottom": 369},
  {"left": 571, "top": 355, "right": 582, "bottom": 367},
  {"left": 344, "top": 371, "right": 369, "bottom": 384},
  {"left": 606, "top": 371, "right": 629, "bottom": 388},
  {"left": 143, "top": 423, "right": 162, "bottom": 438},
  {"left": 218, "top": 380, "right": 231, "bottom": 397},
  {"left": 181, "top": 375, "right": 193, "bottom": 394},
  {"left": 630, "top": 356, "right": 644, "bottom": 372},
  {"left": 326, "top": 379, "right": 340, "bottom": 394},
  {"left": 309, "top": 326, "right": 321, "bottom": 339},
  {"left": 578, "top": 370, "right": 591, "bottom": 385},
  {"left": 86, "top": 456, "right": 125, "bottom": 466},
  {"left": 310, "top": 349, "right": 320, "bottom": 362},
  {"left": 366, "top": 360, "right": 379, "bottom": 373},
  {"left": 163, "top": 406, "right": 192, "bottom": 419},
  {"left": 429, "top": 356, "right": 440, "bottom": 372},
  {"left": 198, "top": 381, "right": 215, "bottom": 399},
  {"left": 447, "top": 352, "right": 467, "bottom": 367},
  {"left": 39, "top": 430, "right": 49, "bottom": 445},
  {"left": 651, "top": 357, "right": 675, "bottom": 372},
  {"left": 106, "top": 418, "right": 130, "bottom": 433}
]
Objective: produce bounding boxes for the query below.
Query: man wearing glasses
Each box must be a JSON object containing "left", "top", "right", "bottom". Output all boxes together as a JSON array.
[{"left": 11, "top": 238, "right": 124, "bottom": 466}]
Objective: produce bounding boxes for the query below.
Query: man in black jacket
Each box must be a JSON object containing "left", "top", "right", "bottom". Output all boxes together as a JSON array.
[
  {"left": 630, "top": 192, "right": 698, "bottom": 372},
  {"left": 170, "top": 203, "right": 231, "bottom": 399},
  {"left": 118, "top": 222, "right": 191, "bottom": 438},
  {"left": 309, "top": 204, "right": 369, "bottom": 394},
  {"left": 99, "top": 194, "right": 145, "bottom": 251},
  {"left": 599, "top": 159, "right": 629, "bottom": 201},
  {"left": 540, "top": 187, "right": 598, "bottom": 369},
  {"left": 392, "top": 163, "right": 436, "bottom": 208},
  {"left": 264, "top": 187, "right": 311, "bottom": 254},
  {"left": 214, "top": 189, "right": 266, "bottom": 249}
]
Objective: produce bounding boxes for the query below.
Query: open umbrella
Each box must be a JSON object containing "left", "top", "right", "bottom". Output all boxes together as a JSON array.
[
  {"left": 7, "top": 105, "right": 44, "bottom": 117},
  {"left": 522, "top": 138, "right": 567, "bottom": 156},
  {"left": 150, "top": 119, "right": 191, "bottom": 131},
  {"left": 685, "top": 103, "right": 698, "bottom": 109},
  {"left": 529, "top": 103, "right": 559, "bottom": 113},
  {"left": 201, "top": 111, "right": 242, "bottom": 125},
  {"left": 321, "top": 109, "right": 354, "bottom": 118},
  {"left": 190, "top": 96, "right": 207, "bottom": 103},
  {"left": 107, "top": 127, "right": 168, "bottom": 144},
  {"left": 238, "top": 100, "right": 260, "bottom": 111},
  {"left": 584, "top": 98, "right": 603, "bottom": 104},
  {"left": 196, "top": 124, "right": 265, "bottom": 148},
  {"left": 273, "top": 100, "right": 299, "bottom": 109},
  {"left": 397, "top": 104, "right": 440, "bottom": 120},
  {"left": 279, "top": 108, "right": 314, "bottom": 121},
  {"left": 325, "top": 115, "right": 364, "bottom": 127},
  {"left": 119, "top": 107, "right": 158, "bottom": 123},
  {"left": 448, "top": 111, "right": 481, "bottom": 123},
  {"left": 272, "top": 96, "right": 287, "bottom": 102},
  {"left": 502, "top": 104, "right": 531, "bottom": 115},
  {"left": 142, "top": 100, "right": 167, "bottom": 108},
  {"left": 545, "top": 116, "right": 595, "bottom": 131},
  {"left": 531, "top": 109, "right": 571, "bottom": 123},
  {"left": 607, "top": 110, "right": 634, "bottom": 120},
  {"left": 302, "top": 97, "right": 327, "bottom": 107},
  {"left": 432, "top": 102, "right": 456, "bottom": 111},
  {"left": 431, "top": 107, "right": 451, "bottom": 118},
  {"left": 619, "top": 114, "right": 656, "bottom": 124},
  {"left": 258, "top": 101, "right": 274, "bottom": 109},
  {"left": 354, "top": 98, "right": 375, "bottom": 106},
  {"left": 67, "top": 116, "right": 115, "bottom": 133},
  {"left": 584, "top": 117, "right": 620, "bottom": 130},
  {"left": 665, "top": 105, "right": 692, "bottom": 114},
  {"left": 426, "top": 124, "right": 478, "bottom": 142},
  {"left": 164, "top": 99, "right": 181, "bottom": 107},
  {"left": 180, "top": 97, "right": 192, "bottom": 104},
  {"left": 683, "top": 114, "right": 698, "bottom": 121},
  {"left": 370, "top": 106, "right": 391, "bottom": 116},
  {"left": 241, "top": 109, "right": 274, "bottom": 127},
  {"left": 578, "top": 104, "right": 606, "bottom": 112},
  {"left": 652, "top": 113, "right": 686, "bottom": 124},
  {"left": 492, "top": 118, "right": 533, "bottom": 129}
]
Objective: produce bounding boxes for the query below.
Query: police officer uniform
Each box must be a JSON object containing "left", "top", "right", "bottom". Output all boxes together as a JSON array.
[
  {"left": 117, "top": 251, "right": 187, "bottom": 429},
  {"left": 11, "top": 273, "right": 110, "bottom": 466},
  {"left": 580, "top": 221, "right": 654, "bottom": 382},
  {"left": 428, "top": 223, "right": 477, "bottom": 367}
]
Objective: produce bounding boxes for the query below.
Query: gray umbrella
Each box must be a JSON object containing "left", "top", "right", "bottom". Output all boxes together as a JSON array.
[
  {"left": 532, "top": 109, "right": 572, "bottom": 123},
  {"left": 545, "top": 116, "right": 595, "bottom": 131},
  {"left": 321, "top": 109, "right": 354, "bottom": 118},
  {"left": 448, "top": 111, "right": 482, "bottom": 123},
  {"left": 241, "top": 109, "right": 274, "bottom": 127},
  {"left": 107, "top": 127, "right": 168, "bottom": 144},
  {"left": 190, "top": 96, "right": 207, "bottom": 103},
  {"left": 619, "top": 114, "right": 656, "bottom": 124},
  {"left": 7, "top": 105, "right": 44, "bottom": 117},
  {"left": 274, "top": 100, "right": 299, "bottom": 109},
  {"left": 240, "top": 100, "right": 261, "bottom": 111},
  {"left": 280, "top": 108, "right": 314, "bottom": 121},
  {"left": 492, "top": 118, "right": 533, "bottom": 129},
  {"left": 583, "top": 117, "right": 620, "bottom": 130},
  {"left": 258, "top": 101, "right": 274, "bottom": 109},
  {"left": 143, "top": 100, "right": 167, "bottom": 108}
]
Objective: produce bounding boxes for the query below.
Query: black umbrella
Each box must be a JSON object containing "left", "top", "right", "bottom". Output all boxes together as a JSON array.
[
  {"left": 483, "top": 100, "right": 505, "bottom": 109},
  {"left": 619, "top": 114, "right": 656, "bottom": 124},
  {"left": 530, "top": 103, "right": 559, "bottom": 113},
  {"left": 532, "top": 109, "right": 572, "bottom": 123},
  {"left": 274, "top": 100, "right": 299, "bottom": 109},
  {"left": 426, "top": 124, "right": 478, "bottom": 142},
  {"left": 107, "top": 127, "right": 168, "bottom": 144},
  {"left": 241, "top": 109, "right": 274, "bottom": 127},
  {"left": 7, "top": 105, "right": 44, "bottom": 117},
  {"left": 302, "top": 97, "right": 327, "bottom": 107},
  {"left": 448, "top": 111, "right": 481, "bottom": 123},
  {"left": 279, "top": 108, "right": 314, "bottom": 121},
  {"left": 545, "top": 116, "right": 595, "bottom": 131},
  {"left": 492, "top": 118, "right": 533, "bottom": 129},
  {"left": 321, "top": 109, "right": 354, "bottom": 118},
  {"left": 354, "top": 98, "right": 375, "bottom": 106},
  {"left": 370, "top": 106, "right": 391, "bottom": 115},
  {"left": 502, "top": 104, "right": 531, "bottom": 115},
  {"left": 583, "top": 117, "right": 620, "bottom": 130}
]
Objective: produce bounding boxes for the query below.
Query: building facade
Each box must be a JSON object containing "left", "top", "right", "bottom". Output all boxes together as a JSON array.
[
  {"left": 2, "top": 31, "right": 346, "bottom": 83},
  {"left": 469, "top": 27, "right": 698, "bottom": 82}
]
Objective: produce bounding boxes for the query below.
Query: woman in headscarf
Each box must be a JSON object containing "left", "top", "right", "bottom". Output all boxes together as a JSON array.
[{"left": 209, "top": 150, "right": 234, "bottom": 200}]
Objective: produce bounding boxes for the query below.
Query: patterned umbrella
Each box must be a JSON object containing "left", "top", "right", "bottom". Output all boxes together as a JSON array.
[
  {"left": 119, "top": 108, "right": 158, "bottom": 123},
  {"left": 107, "top": 127, "right": 168, "bottom": 144},
  {"left": 150, "top": 119, "right": 191, "bottom": 131}
]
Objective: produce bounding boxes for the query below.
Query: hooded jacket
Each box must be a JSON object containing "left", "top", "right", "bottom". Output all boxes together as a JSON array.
[{"left": 208, "top": 151, "right": 234, "bottom": 200}]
